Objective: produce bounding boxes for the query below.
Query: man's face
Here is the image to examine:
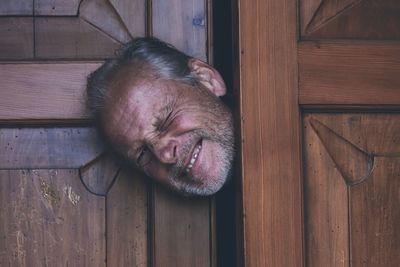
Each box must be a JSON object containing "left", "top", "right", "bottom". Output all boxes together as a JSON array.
[{"left": 102, "top": 64, "right": 234, "bottom": 195}]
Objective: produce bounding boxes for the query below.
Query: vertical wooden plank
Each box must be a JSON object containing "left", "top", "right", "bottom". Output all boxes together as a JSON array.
[
  {"left": 238, "top": 0, "right": 303, "bottom": 266},
  {"left": 303, "top": 115, "right": 349, "bottom": 267},
  {"left": 0, "top": 18, "right": 34, "bottom": 60},
  {"left": 153, "top": 187, "right": 211, "bottom": 267},
  {"left": 350, "top": 157, "right": 400, "bottom": 267},
  {"left": 0, "top": 169, "right": 106, "bottom": 266},
  {"left": 151, "top": 1, "right": 212, "bottom": 266},
  {"left": 107, "top": 168, "right": 148, "bottom": 267},
  {"left": 152, "top": 0, "right": 207, "bottom": 61}
]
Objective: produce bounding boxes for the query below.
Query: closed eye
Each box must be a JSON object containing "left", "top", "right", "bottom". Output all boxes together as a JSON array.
[{"left": 158, "top": 110, "right": 174, "bottom": 131}]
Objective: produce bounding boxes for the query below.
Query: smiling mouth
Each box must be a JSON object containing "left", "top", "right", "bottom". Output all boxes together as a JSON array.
[{"left": 185, "top": 140, "right": 202, "bottom": 174}]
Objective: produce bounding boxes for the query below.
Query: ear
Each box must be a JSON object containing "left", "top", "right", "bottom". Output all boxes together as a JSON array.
[{"left": 188, "top": 58, "right": 227, "bottom": 97}]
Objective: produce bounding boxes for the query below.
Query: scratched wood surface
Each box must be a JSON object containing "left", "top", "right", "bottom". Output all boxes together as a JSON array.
[
  {"left": 0, "top": 0, "right": 215, "bottom": 266},
  {"left": 303, "top": 114, "right": 400, "bottom": 267},
  {"left": 0, "top": 169, "right": 106, "bottom": 266},
  {"left": 107, "top": 168, "right": 149, "bottom": 267}
]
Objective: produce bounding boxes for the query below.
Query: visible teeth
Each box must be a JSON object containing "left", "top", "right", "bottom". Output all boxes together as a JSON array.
[{"left": 185, "top": 143, "right": 202, "bottom": 174}]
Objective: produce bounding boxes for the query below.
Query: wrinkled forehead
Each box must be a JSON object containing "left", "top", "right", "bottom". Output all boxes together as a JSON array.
[{"left": 100, "top": 69, "right": 164, "bottom": 147}]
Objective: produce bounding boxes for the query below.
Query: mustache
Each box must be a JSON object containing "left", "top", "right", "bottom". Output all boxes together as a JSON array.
[{"left": 168, "top": 137, "right": 195, "bottom": 180}]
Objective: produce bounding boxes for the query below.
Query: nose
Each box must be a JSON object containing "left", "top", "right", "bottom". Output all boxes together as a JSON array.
[{"left": 152, "top": 138, "right": 179, "bottom": 164}]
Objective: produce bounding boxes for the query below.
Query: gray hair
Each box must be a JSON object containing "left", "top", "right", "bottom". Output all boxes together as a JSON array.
[{"left": 86, "top": 37, "right": 197, "bottom": 121}]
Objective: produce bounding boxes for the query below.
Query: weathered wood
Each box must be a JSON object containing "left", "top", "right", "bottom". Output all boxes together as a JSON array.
[
  {"left": 299, "top": 41, "right": 400, "bottom": 105},
  {"left": 303, "top": 114, "right": 351, "bottom": 267},
  {"left": 109, "top": 0, "right": 146, "bottom": 37},
  {"left": 106, "top": 168, "right": 148, "bottom": 267},
  {"left": 80, "top": 0, "right": 132, "bottom": 43},
  {"left": 153, "top": 186, "right": 211, "bottom": 267},
  {"left": 35, "top": 17, "right": 120, "bottom": 59},
  {"left": 303, "top": 113, "right": 400, "bottom": 267},
  {"left": 0, "top": 18, "right": 34, "bottom": 60},
  {"left": 237, "top": 0, "right": 303, "bottom": 266},
  {"left": 0, "top": 127, "right": 103, "bottom": 168},
  {"left": 152, "top": 0, "right": 207, "bottom": 61},
  {"left": 0, "top": 62, "right": 100, "bottom": 120},
  {"left": 0, "top": 0, "right": 32, "bottom": 15},
  {"left": 34, "top": 0, "right": 80, "bottom": 16},
  {"left": 80, "top": 152, "right": 120, "bottom": 195},
  {"left": 301, "top": 0, "right": 400, "bottom": 39},
  {"left": 0, "top": 169, "right": 106, "bottom": 266},
  {"left": 350, "top": 157, "right": 400, "bottom": 267}
]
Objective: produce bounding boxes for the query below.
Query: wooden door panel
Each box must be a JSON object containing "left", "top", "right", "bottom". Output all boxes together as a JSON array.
[
  {"left": 0, "top": 128, "right": 103, "bottom": 169},
  {"left": 0, "top": 62, "right": 100, "bottom": 120},
  {"left": 0, "top": 169, "right": 106, "bottom": 266},
  {"left": 35, "top": 0, "right": 81, "bottom": 16},
  {"left": 301, "top": 0, "right": 400, "bottom": 39},
  {"left": 107, "top": 168, "right": 149, "bottom": 267},
  {"left": 303, "top": 114, "right": 400, "bottom": 266},
  {"left": 0, "top": 0, "right": 145, "bottom": 60},
  {"left": 0, "top": 1, "right": 33, "bottom": 15},
  {"left": 1, "top": 0, "right": 214, "bottom": 266},
  {"left": 299, "top": 41, "right": 400, "bottom": 105},
  {"left": 0, "top": 18, "right": 34, "bottom": 60}
]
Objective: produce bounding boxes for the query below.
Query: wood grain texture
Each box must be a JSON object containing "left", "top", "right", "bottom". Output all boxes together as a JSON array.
[
  {"left": 301, "top": 0, "right": 400, "bottom": 40},
  {"left": 34, "top": 0, "right": 80, "bottom": 16},
  {"left": 109, "top": 0, "right": 146, "bottom": 37},
  {"left": 152, "top": 186, "right": 211, "bottom": 267},
  {"left": 303, "top": 115, "right": 351, "bottom": 267},
  {"left": 0, "top": 62, "right": 101, "bottom": 120},
  {"left": 350, "top": 157, "right": 400, "bottom": 267},
  {"left": 303, "top": 113, "right": 400, "bottom": 267},
  {"left": 0, "top": 127, "right": 103, "bottom": 169},
  {"left": 0, "top": 169, "right": 106, "bottom": 266},
  {"left": 80, "top": 152, "right": 120, "bottom": 195},
  {"left": 152, "top": 0, "right": 207, "bottom": 61},
  {"left": 107, "top": 168, "right": 148, "bottom": 267},
  {"left": 299, "top": 41, "right": 400, "bottom": 105},
  {"left": 237, "top": 0, "right": 303, "bottom": 266},
  {"left": 35, "top": 17, "right": 120, "bottom": 59},
  {"left": 80, "top": 0, "right": 132, "bottom": 43},
  {"left": 0, "top": 0, "right": 33, "bottom": 15},
  {"left": 0, "top": 18, "right": 34, "bottom": 60}
]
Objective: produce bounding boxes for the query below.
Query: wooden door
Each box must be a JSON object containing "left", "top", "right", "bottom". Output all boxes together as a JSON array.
[
  {"left": 0, "top": 1, "right": 215, "bottom": 266},
  {"left": 236, "top": 0, "right": 400, "bottom": 266}
]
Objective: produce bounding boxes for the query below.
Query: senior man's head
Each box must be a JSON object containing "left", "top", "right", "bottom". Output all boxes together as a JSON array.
[{"left": 86, "top": 37, "right": 234, "bottom": 196}]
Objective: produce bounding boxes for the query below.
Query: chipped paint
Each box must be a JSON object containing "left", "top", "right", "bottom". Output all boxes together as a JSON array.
[
  {"left": 39, "top": 178, "right": 60, "bottom": 206},
  {"left": 64, "top": 186, "right": 81, "bottom": 205}
]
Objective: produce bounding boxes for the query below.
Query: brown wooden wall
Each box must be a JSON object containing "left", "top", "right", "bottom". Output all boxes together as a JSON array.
[
  {"left": 0, "top": 1, "right": 215, "bottom": 266},
  {"left": 236, "top": 0, "right": 400, "bottom": 266}
]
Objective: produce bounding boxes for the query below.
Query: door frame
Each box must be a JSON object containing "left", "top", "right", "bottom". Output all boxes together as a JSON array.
[{"left": 234, "top": 0, "right": 304, "bottom": 266}]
